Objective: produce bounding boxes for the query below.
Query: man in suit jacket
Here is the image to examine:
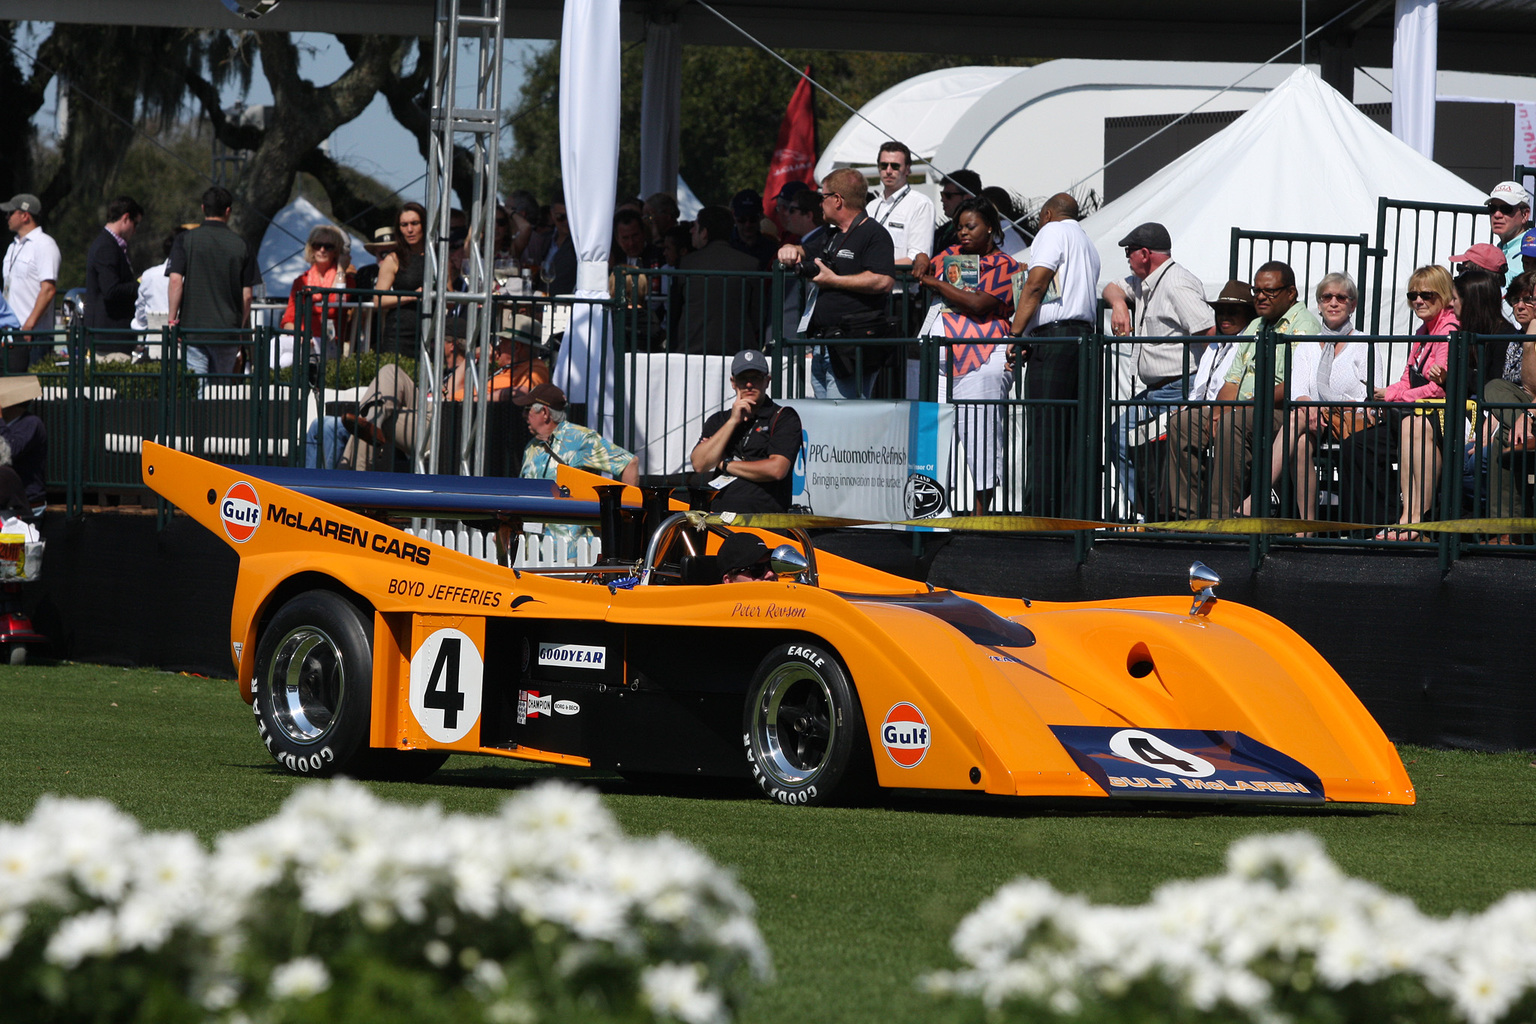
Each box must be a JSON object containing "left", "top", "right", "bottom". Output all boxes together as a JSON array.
[
  {"left": 669, "top": 205, "right": 761, "bottom": 355},
  {"left": 85, "top": 196, "right": 144, "bottom": 357}
]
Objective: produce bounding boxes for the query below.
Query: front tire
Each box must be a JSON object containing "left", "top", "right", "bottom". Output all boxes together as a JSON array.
[
  {"left": 253, "top": 590, "right": 445, "bottom": 780},
  {"left": 743, "top": 641, "right": 871, "bottom": 806}
]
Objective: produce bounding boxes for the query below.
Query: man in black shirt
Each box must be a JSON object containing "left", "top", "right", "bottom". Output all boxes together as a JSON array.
[
  {"left": 690, "top": 349, "right": 802, "bottom": 513},
  {"left": 775, "top": 167, "right": 896, "bottom": 399}
]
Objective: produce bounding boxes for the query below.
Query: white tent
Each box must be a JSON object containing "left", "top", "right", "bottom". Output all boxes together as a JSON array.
[
  {"left": 1084, "top": 67, "right": 1489, "bottom": 317},
  {"left": 256, "top": 196, "right": 368, "bottom": 300}
]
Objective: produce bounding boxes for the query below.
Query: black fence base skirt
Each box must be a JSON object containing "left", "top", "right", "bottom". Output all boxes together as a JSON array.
[{"left": 27, "top": 512, "right": 1535, "bottom": 752}]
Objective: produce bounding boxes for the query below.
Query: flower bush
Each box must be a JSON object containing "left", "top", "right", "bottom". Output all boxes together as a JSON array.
[
  {"left": 1, "top": 780, "right": 769, "bottom": 1024},
  {"left": 923, "top": 831, "right": 1536, "bottom": 1024}
]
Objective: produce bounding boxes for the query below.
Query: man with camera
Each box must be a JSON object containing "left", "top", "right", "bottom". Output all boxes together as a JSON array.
[{"left": 776, "top": 168, "right": 896, "bottom": 399}]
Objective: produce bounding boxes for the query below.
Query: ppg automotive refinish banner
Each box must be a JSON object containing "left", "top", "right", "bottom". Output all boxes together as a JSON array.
[{"left": 782, "top": 400, "right": 955, "bottom": 526}]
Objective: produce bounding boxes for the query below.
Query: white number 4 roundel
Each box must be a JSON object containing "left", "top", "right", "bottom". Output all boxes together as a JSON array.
[
  {"left": 1108, "top": 729, "right": 1215, "bottom": 778},
  {"left": 409, "top": 628, "right": 484, "bottom": 744}
]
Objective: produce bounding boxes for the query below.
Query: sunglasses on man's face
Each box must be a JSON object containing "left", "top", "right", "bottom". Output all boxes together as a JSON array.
[
  {"left": 941, "top": 191, "right": 965, "bottom": 200},
  {"left": 730, "top": 562, "right": 772, "bottom": 580},
  {"left": 1489, "top": 203, "right": 1520, "bottom": 215},
  {"left": 878, "top": 161, "right": 905, "bottom": 171}
]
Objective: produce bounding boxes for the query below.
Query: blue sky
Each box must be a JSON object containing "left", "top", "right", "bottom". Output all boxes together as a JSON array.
[{"left": 31, "top": 27, "right": 549, "bottom": 203}]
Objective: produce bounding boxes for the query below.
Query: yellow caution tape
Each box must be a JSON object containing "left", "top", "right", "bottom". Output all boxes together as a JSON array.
[{"left": 702, "top": 511, "right": 1536, "bottom": 538}]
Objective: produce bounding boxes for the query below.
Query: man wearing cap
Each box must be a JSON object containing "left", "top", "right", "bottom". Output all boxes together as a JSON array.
[
  {"left": 2, "top": 193, "right": 61, "bottom": 373},
  {"left": 1486, "top": 181, "right": 1532, "bottom": 287},
  {"left": 1449, "top": 242, "right": 1508, "bottom": 279},
  {"left": 167, "top": 185, "right": 258, "bottom": 388},
  {"left": 715, "top": 533, "right": 779, "bottom": 584},
  {"left": 1167, "top": 261, "right": 1318, "bottom": 520},
  {"left": 777, "top": 167, "right": 897, "bottom": 399},
  {"left": 84, "top": 196, "right": 145, "bottom": 359},
  {"left": 933, "top": 169, "right": 983, "bottom": 256},
  {"left": 691, "top": 349, "right": 802, "bottom": 514},
  {"left": 518, "top": 382, "right": 638, "bottom": 543},
  {"left": 729, "top": 189, "right": 777, "bottom": 270},
  {"left": 1101, "top": 222, "right": 1215, "bottom": 517},
  {"left": 1008, "top": 192, "right": 1101, "bottom": 517},
  {"left": 781, "top": 188, "right": 827, "bottom": 339},
  {"left": 771, "top": 181, "right": 811, "bottom": 244}
]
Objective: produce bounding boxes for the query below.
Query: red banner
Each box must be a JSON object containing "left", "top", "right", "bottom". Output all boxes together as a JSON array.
[{"left": 764, "top": 69, "right": 817, "bottom": 233}]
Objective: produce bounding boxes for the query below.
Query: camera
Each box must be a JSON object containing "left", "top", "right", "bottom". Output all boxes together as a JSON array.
[{"left": 776, "top": 259, "right": 820, "bottom": 282}]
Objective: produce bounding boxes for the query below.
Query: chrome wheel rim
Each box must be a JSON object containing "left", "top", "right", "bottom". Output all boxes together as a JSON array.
[
  {"left": 265, "top": 625, "right": 345, "bottom": 744},
  {"left": 751, "top": 664, "right": 835, "bottom": 786}
]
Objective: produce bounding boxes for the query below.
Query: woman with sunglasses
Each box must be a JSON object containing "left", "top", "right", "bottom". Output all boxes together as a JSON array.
[
  {"left": 1339, "top": 265, "right": 1457, "bottom": 539},
  {"left": 278, "top": 225, "right": 354, "bottom": 369},
  {"left": 373, "top": 202, "right": 427, "bottom": 352},
  {"left": 1240, "top": 273, "right": 1368, "bottom": 524},
  {"left": 918, "top": 196, "right": 1019, "bottom": 514}
]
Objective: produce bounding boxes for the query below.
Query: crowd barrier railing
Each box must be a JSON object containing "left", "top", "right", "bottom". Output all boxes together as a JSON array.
[{"left": 16, "top": 269, "right": 1536, "bottom": 566}]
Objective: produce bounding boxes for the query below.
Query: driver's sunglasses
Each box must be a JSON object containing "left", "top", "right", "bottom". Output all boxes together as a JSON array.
[{"left": 732, "top": 562, "right": 772, "bottom": 579}]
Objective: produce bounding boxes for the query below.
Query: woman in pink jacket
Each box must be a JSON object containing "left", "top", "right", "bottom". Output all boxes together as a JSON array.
[{"left": 1339, "top": 265, "right": 1457, "bottom": 538}]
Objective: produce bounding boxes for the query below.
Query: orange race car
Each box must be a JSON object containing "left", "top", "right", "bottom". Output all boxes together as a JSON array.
[{"left": 142, "top": 442, "right": 1414, "bottom": 808}]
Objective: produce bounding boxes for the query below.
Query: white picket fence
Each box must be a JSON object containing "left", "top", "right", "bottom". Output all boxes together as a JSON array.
[{"left": 405, "top": 525, "right": 601, "bottom": 568}]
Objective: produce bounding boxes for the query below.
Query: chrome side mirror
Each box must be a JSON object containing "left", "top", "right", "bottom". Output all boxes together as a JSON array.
[
  {"left": 1188, "top": 561, "right": 1220, "bottom": 616},
  {"left": 770, "top": 544, "right": 810, "bottom": 579}
]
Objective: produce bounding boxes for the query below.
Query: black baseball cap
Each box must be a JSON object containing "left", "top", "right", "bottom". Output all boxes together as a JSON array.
[{"left": 717, "top": 533, "right": 769, "bottom": 574}]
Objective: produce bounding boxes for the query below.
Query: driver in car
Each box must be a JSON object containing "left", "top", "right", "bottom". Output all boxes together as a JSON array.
[
  {"left": 689, "top": 348, "right": 802, "bottom": 513},
  {"left": 716, "top": 533, "right": 778, "bottom": 584}
]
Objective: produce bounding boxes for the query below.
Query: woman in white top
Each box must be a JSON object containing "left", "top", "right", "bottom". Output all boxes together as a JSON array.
[{"left": 1240, "top": 273, "right": 1369, "bottom": 521}]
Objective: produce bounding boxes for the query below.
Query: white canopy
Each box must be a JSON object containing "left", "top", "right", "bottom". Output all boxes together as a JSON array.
[
  {"left": 1083, "top": 67, "right": 1488, "bottom": 322},
  {"left": 814, "top": 66, "right": 1024, "bottom": 182}
]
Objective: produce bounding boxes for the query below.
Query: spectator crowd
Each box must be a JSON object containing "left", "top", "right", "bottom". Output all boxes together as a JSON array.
[{"left": 5, "top": 148, "right": 1536, "bottom": 535}]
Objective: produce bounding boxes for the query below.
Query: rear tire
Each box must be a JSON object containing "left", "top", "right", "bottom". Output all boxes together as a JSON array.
[
  {"left": 743, "top": 641, "right": 872, "bottom": 806},
  {"left": 253, "top": 590, "right": 445, "bottom": 780}
]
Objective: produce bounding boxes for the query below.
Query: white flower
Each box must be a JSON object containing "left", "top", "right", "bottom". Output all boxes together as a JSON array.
[
  {"left": 45, "top": 908, "right": 117, "bottom": 967},
  {"left": 268, "top": 956, "right": 331, "bottom": 1000},
  {"left": 0, "top": 908, "right": 26, "bottom": 958},
  {"left": 423, "top": 939, "right": 451, "bottom": 967},
  {"left": 641, "top": 962, "right": 726, "bottom": 1024},
  {"left": 471, "top": 957, "right": 508, "bottom": 992}
]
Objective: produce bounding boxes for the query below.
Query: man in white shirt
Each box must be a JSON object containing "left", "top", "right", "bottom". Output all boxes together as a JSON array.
[
  {"left": 869, "top": 141, "right": 935, "bottom": 344},
  {"left": 2, "top": 194, "right": 61, "bottom": 373},
  {"left": 868, "top": 142, "right": 935, "bottom": 275},
  {"left": 1101, "top": 222, "right": 1215, "bottom": 517},
  {"left": 1009, "top": 192, "right": 1101, "bottom": 516}
]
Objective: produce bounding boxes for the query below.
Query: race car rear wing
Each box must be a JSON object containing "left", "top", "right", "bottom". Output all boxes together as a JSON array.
[{"left": 233, "top": 464, "right": 606, "bottom": 522}]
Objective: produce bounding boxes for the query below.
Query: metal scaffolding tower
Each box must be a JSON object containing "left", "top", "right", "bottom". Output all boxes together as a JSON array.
[{"left": 420, "top": 0, "right": 506, "bottom": 476}]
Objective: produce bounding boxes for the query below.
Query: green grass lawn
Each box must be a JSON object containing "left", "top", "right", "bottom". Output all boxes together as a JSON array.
[{"left": 2, "top": 664, "right": 1533, "bottom": 1024}]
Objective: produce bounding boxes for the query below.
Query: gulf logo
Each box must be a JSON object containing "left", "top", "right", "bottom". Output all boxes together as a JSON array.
[
  {"left": 881, "top": 702, "right": 930, "bottom": 768},
  {"left": 220, "top": 481, "right": 261, "bottom": 543}
]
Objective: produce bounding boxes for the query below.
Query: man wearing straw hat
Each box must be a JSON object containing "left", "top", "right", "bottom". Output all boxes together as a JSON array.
[{"left": 0, "top": 375, "right": 46, "bottom": 515}]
